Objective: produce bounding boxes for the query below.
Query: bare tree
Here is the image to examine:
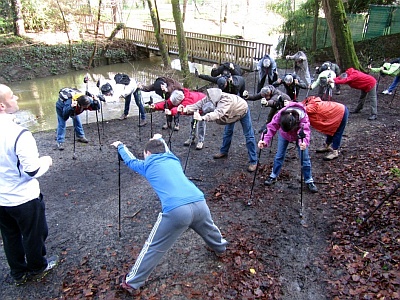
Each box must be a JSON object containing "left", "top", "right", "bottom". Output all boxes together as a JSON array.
[
  {"left": 11, "top": 0, "right": 25, "bottom": 36},
  {"left": 55, "top": 0, "right": 73, "bottom": 68},
  {"left": 146, "top": 0, "right": 171, "bottom": 68},
  {"left": 88, "top": 0, "right": 103, "bottom": 69},
  {"left": 321, "top": 0, "right": 361, "bottom": 70}
]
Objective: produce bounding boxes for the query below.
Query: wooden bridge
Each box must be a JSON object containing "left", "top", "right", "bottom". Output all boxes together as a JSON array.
[{"left": 77, "top": 15, "right": 272, "bottom": 71}]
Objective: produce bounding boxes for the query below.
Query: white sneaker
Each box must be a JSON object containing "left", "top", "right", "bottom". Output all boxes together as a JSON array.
[
  {"left": 195, "top": 142, "right": 204, "bottom": 150},
  {"left": 382, "top": 90, "right": 392, "bottom": 95}
]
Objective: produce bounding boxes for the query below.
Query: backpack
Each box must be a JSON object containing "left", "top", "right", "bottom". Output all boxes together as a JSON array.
[
  {"left": 114, "top": 73, "right": 131, "bottom": 85},
  {"left": 59, "top": 88, "right": 80, "bottom": 101}
]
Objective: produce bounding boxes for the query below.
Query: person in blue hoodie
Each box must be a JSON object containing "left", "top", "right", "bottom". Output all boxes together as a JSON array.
[{"left": 111, "top": 134, "right": 228, "bottom": 296}]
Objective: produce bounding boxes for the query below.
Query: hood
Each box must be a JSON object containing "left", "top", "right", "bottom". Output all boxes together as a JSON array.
[
  {"left": 346, "top": 68, "right": 356, "bottom": 75},
  {"left": 206, "top": 88, "right": 222, "bottom": 105},
  {"left": 383, "top": 62, "right": 391, "bottom": 70}
]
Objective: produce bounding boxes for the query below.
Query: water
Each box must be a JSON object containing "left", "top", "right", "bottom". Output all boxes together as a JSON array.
[{"left": 8, "top": 57, "right": 211, "bottom": 133}]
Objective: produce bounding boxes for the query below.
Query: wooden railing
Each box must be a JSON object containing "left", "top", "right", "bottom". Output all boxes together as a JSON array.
[{"left": 77, "top": 15, "right": 272, "bottom": 71}]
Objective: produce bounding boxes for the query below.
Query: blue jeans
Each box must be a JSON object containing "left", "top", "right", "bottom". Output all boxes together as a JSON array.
[
  {"left": 388, "top": 75, "right": 400, "bottom": 92},
  {"left": 56, "top": 100, "right": 85, "bottom": 143},
  {"left": 325, "top": 107, "right": 349, "bottom": 150},
  {"left": 220, "top": 109, "right": 258, "bottom": 164},
  {"left": 124, "top": 89, "right": 146, "bottom": 120},
  {"left": 270, "top": 132, "right": 314, "bottom": 183}
]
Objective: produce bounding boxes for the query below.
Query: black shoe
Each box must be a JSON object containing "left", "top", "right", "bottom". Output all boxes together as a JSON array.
[
  {"left": 30, "top": 255, "right": 59, "bottom": 282},
  {"left": 306, "top": 182, "right": 318, "bottom": 193},
  {"left": 264, "top": 176, "right": 277, "bottom": 186},
  {"left": 14, "top": 273, "right": 28, "bottom": 286},
  {"left": 350, "top": 109, "right": 361, "bottom": 114}
]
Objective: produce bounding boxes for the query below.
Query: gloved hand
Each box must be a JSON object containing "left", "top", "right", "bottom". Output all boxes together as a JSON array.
[
  {"left": 243, "top": 90, "right": 249, "bottom": 98},
  {"left": 98, "top": 95, "right": 106, "bottom": 102},
  {"left": 177, "top": 104, "right": 186, "bottom": 113},
  {"left": 71, "top": 100, "right": 78, "bottom": 107},
  {"left": 85, "top": 91, "right": 93, "bottom": 97},
  {"left": 283, "top": 100, "right": 290, "bottom": 107},
  {"left": 258, "top": 140, "right": 267, "bottom": 149},
  {"left": 286, "top": 55, "right": 290, "bottom": 60},
  {"left": 164, "top": 108, "right": 172, "bottom": 115},
  {"left": 229, "top": 63, "right": 234, "bottom": 70},
  {"left": 193, "top": 110, "right": 202, "bottom": 121},
  {"left": 261, "top": 98, "right": 268, "bottom": 106},
  {"left": 152, "top": 133, "right": 162, "bottom": 140},
  {"left": 111, "top": 141, "right": 122, "bottom": 148}
]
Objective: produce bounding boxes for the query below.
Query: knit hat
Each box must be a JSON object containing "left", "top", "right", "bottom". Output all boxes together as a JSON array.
[
  {"left": 217, "top": 77, "right": 227, "bottom": 90},
  {"left": 263, "top": 59, "right": 271, "bottom": 68},
  {"left": 170, "top": 90, "right": 184, "bottom": 106}
]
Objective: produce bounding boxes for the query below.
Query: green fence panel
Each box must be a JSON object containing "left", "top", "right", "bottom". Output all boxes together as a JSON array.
[
  {"left": 390, "top": 6, "right": 400, "bottom": 34},
  {"left": 364, "top": 5, "right": 392, "bottom": 39}
]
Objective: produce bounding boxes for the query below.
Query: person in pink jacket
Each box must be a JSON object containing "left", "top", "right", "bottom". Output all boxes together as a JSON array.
[
  {"left": 330, "top": 68, "right": 377, "bottom": 120},
  {"left": 258, "top": 102, "right": 318, "bottom": 193},
  {"left": 302, "top": 96, "right": 349, "bottom": 161},
  {"left": 152, "top": 88, "right": 207, "bottom": 150}
]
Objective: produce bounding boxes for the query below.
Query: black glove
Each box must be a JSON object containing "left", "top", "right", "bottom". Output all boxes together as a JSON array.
[
  {"left": 98, "top": 95, "right": 106, "bottom": 102},
  {"left": 85, "top": 91, "right": 93, "bottom": 97},
  {"left": 92, "top": 99, "right": 101, "bottom": 110}
]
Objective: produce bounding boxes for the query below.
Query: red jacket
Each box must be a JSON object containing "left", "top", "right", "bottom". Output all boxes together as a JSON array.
[
  {"left": 153, "top": 88, "right": 206, "bottom": 116},
  {"left": 334, "top": 68, "right": 376, "bottom": 93}
]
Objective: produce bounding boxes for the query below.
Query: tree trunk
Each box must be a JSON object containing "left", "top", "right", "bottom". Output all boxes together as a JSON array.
[
  {"left": 182, "top": 0, "right": 187, "bottom": 23},
  {"left": 311, "top": 0, "right": 319, "bottom": 51},
  {"left": 321, "top": 0, "right": 361, "bottom": 70},
  {"left": 11, "top": 0, "right": 25, "bottom": 36},
  {"left": 171, "top": 0, "right": 189, "bottom": 86},
  {"left": 146, "top": 0, "right": 171, "bottom": 68},
  {"left": 88, "top": 0, "right": 103, "bottom": 69},
  {"left": 55, "top": 0, "right": 73, "bottom": 68}
]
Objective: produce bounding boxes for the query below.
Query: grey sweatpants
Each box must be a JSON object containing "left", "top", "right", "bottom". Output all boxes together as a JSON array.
[{"left": 125, "top": 200, "right": 227, "bottom": 289}]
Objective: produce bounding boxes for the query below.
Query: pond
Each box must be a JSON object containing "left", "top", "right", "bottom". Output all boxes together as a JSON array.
[{"left": 8, "top": 57, "right": 211, "bottom": 133}]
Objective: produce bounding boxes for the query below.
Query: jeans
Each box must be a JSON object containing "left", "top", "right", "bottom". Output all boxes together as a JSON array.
[
  {"left": 388, "top": 75, "right": 400, "bottom": 92},
  {"left": 124, "top": 89, "right": 146, "bottom": 120},
  {"left": 188, "top": 117, "right": 206, "bottom": 142},
  {"left": 270, "top": 132, "right": 314, "bottom": 183},
  {"left": 220, "top": 109, "right": 258, "bottom": 164},
  {"left": 326, "top": 107, "right": 349, "bottom": 150},
  {"left": 0, "top": 195, "right": 48, "bottom": 280},
  {"left": 56, "top": 100, "right": 85, "bottom": 143}
]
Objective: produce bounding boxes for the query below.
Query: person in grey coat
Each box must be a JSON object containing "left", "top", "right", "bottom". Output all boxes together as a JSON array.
[
  {"left": 257, "top": 54, "right": 278, "bottom": 92},
  {"left": 286, "top": 51, "right": 312, "bottom": 86}
]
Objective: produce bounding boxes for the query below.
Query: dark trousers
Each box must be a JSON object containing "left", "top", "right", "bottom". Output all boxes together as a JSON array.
[
  {"left": 0, "top": 194, "right": 48, "bottom": 279},
  {"left": 124, "top": 89, "right": 146, "bottom": 120}
]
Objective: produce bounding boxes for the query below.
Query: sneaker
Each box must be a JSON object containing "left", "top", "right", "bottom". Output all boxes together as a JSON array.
[
  {"left": 205, "top": 246, "right": 226, "bottom": 258},
  {"left": 382, "top": 90, "right": 392, "bottom": 95},
  {"left": 247, "top": 163, "right": 257, "bottom": 172},
  {"left": 57, "top": 142, "right": 64, "bottom": 151},
  {"left": 195, "top": 142, "right": 204, "bottom": 150},
  {"left": 264, "top": 176, "right": 277, "bottom": 186},
  {"left": 306, "top": 182, "right": 318, "bottom": 193},
  {"left": 14, "top": 273, "right": 28, "bottom": 286},
  {"left": 324, "top": 149, "right": 339, "bottom": 161},
  {"left": 316, "top": 144, "right": 332, "bottom": 153},
  {"left": 138, "top": 119, "right": 147, "bottom": 127},
  {"left": 213, "top": 152, "right": 228, "bottom": 159},
  {"left": 173, "top": 124, "right": 180, "bottom": 131},
  {"left": 119, "top": 275, "right": 141, "bottom": 296},
  {"left": 335, "top": 90, "right": 341, "bottom": 95},
  {"left": 368, "top": 114, "right": 377, "bottom": 121},
  {"left": 162, "top": 122, "right": 170, "bottom": 130},
  {"left": 30, "top": 255, "right": 59, "bottom": 282},
  {"left": 119, "top": 113, "right": 127, "bottom": 120},
  {"left": 77, "top": 137, "right": 88, "bottom": 143},
  {"left": 184, "top": 138, "right": 195, "bottom": 146}
]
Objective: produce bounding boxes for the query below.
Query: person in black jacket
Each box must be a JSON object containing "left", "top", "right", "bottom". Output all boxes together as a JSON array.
[{"left": 272, "top": 73, "right": 308, "bottom": 101}]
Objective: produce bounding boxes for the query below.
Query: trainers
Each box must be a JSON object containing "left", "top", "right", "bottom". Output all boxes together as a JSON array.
[
  {"left": 368, "top": 114, "right": 377, "bottom": 121},
  {"left": 138, "top": 119, "right": 147, "bottom": 127},
  {"left": 184, "top": 138, "right": 195, "bottom": 146},
  {"left": 119, "top": 275, "right": 141, "bottom": 296},
  {"left": 324, "top": 149, "right": 339, "bottom": 161},
  {"left": 382, "top": 90, "right": 392, "bottom": 95},
  {"left": 162, "top": 122, "right": 170, "bottom": 130},
  {"left": 264, "top": 176, "right": 277, "bottom": 186},
  {"left": 14, "top": 273, "right": 28, "bottom": 286},
  {"left": 77, "top": 137, "right": 88, "bottom": 143},
  {"left": 30, "top": 255, "right": 59, "bottom": 282},
  {"left": 195, "top": 142, "right": 204, "bottom": 150},
  {"left": 335, "top": 90, "right": 341, "bottom": 95},
  {"left": 119, "top": 113, "right": 127, "bottom": 120},
  {"left": 213, "top": 152, "right": 228, "bottom": 159},
  {"left": 316, "top": 144, "right": 332, "bottom": 153},
  {"left": 247, "top": 163, "right": 257, "bottom": 172},
  {"left": 57, "top": 142, "right": 64, "bottom": 151},
  {"left": 306, "top": 182, "right": 318, "bottom": 193},
  {"left": 173, "top": 124, "right": 180, "bottom": 131}
]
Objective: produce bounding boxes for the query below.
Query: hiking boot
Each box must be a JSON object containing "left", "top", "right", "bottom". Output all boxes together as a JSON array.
[
  {"left": 306, "top": 182, "right": 318, "bottom": 193},
  {"left": 30, "top": 255, "right": 59, "bottom": 282},
  {"left": 138, "top": 119, "right": 147, "bottom": 127},
  {"left": 264, "top": 176, "right": 277, "bottom": 186},
  {"left": 316, "top": 144, "right": 332, "bottom": 153},
  {"left": 247, "top": 164, "right": 257, "bottom": 172},
  {"left": 205, "top": 245, "right": 226, "bottom": 258},
  {"left": 350, "top": 108, "right": 361, "bottom": 114},
  {"left": 324, "top": 149, "right": 339, "bottom": 161},
  {"left": 77, "top": 137, "right": 88, "bottom": 143},
  {"left": 57, "top": 142, "right": 64, "bottom": 151},
  {"left": 195, "top": 142, "right": 204, "bottom": 150},
  {"left": 368, "top": 114, "right": 377, "bottom": 121},
  {"left": 173, "top": 124, "right": 180, "bottom": 131},
  {"left": 162, "top": 122, "right": 171, "bottom": 130},
  {"left": 184, "top": 138, "right": 195, "bottom": 146},
  {"left": 382, "top": 90, "right": 392, "bottom": 95},
  {"left": 119, "top": 113, "right": 127, "bottom": 120},
  {"left": 119, "top": 275, "right": 141, "bottom": 296},
  {"left": 213, "top": 152, "right": 228, "bottom": 159},
  {"left": 14, "top": 273, "right": 28, "bottom": 286}
]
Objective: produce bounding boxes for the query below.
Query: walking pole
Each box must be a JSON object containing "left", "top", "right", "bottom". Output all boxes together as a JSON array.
[
  {"left": 184, "top": 119, "right": 197, "bottom": 174},
  {"left": 247, "top": 128, "right": 267, "bottom": 206},
  {"left": 167, "top": 112, "right": 179, "bottom": 150},
  {"left": 147, "top": 96, "right": 154, "bottom": 138},
  {"left": 95, "top": 109, "right": 102, "bottom": 150},
  {"left": 72, "top": 127, "right": 77, "bottom": 160},
  {"left": 118, "top": 152, "right": 122, "bottom": 238},
  {"left": 84, "top": 74, "right": 89, "bottom": 125},
  {"left": 298, "top": 126, "right": 306, "bottom": 217}
]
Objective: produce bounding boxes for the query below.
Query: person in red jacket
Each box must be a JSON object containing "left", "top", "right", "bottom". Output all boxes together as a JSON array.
[
  {"left": 152, "top": 88, "right": 207, "bottom": 150},
  {"left": 301, "top": 96, "right": 349, "bottom": 160},
  {"left": 329, "top": 68, "right": 377, "bottom": 120}
]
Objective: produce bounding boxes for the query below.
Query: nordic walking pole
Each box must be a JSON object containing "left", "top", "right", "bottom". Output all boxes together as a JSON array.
[
  {"left": 147, "top": 96, "right": 154, "bottom": 138},
  {"left": 72, "top": 127, "right": 77, "bottom": 160},
  {"left": 298, "top": 125, "right": 306, "bottom": 217},
  {"left": 95, "top": 109, "right": 102, "bottom": 150},
  {"left": 248, "top": 128, "right": 267, "bottom": 206},
  {"left": 118, "top": 152, "right": 122, "bottom": 238},
  {"left": 184, "top": 119, "right": 197, "bottom": 174},
  {"left": 361, "top": 183, "right": 400, "bottom": 224},
  {"left": 84, "top": 74, "right": 89, "bottom": 125},
  {"left": 167, "top": 112, "right": 179, "bottom": 150}
]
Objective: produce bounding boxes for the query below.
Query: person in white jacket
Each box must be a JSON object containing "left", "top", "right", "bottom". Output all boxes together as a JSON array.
[{"left": 309, "top": 68, "right": 336, "bottom": 101}]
